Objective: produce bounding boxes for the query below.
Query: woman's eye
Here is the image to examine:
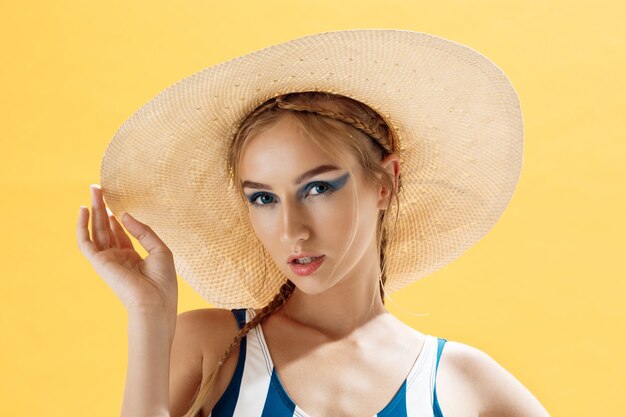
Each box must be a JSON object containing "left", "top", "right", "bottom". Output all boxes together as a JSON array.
[
  {"left": 307, "top": 182, "right": 332, "bottom": 196},
  {"left": 249, "top": 193, "right": 275, "bottom": 207}
]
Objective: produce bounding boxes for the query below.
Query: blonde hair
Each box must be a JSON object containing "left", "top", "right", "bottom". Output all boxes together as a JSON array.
[{"left": 182, "top": 91, "right": 403, "bottom": 417}]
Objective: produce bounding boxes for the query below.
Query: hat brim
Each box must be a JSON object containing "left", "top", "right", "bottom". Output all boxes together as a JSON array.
[{"left": 100, "top": 29, "right": 523, "bottom": 308}]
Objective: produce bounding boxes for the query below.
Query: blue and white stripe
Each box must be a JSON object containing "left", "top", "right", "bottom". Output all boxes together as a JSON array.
[{"left": 210, "top": 308, "right": 446, "bottom": 416}]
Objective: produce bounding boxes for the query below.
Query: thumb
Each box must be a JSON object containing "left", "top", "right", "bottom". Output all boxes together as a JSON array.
[{"left": 121, "top": 212, "right": 170, "bottom": 255}]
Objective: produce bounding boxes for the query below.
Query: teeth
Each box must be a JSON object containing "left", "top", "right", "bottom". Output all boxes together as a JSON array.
[{"left": 295, "top": 256, "right": 318, "bottom": 264}]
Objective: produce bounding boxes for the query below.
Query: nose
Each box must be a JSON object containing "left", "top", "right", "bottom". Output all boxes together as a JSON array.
[{"left": 279, "top": 197, "right": 310, "bottom": 245}]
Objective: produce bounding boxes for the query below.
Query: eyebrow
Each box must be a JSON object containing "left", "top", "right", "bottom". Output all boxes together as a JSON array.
[{"left": 241, "top": 164, "right": 341, "bottom": 190}]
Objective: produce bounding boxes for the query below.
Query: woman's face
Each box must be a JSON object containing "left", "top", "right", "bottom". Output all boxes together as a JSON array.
[{"left": 238, "top": 114, "right": 390, "bottom": 295}]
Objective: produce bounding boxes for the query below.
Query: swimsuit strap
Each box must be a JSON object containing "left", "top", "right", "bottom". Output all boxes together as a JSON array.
[
  {"left": 231, "top": 308, "right": 247, "bottom": 330},
  {"left": 432, "top": 338, "right": 447, "bottom": 417}
]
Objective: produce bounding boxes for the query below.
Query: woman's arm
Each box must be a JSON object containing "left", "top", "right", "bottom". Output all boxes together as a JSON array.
[
  {"left": 169, "top": 310, "right": 209, "bottom": 417},
  {"left": 77, "top": 186, "right": 180, "bottom": 417},
  {"left": 121, "top": 310, "right": 176, "bottom": 417},
  {"left": 474, "top": 349, "right": 551, "bottom": 417}
]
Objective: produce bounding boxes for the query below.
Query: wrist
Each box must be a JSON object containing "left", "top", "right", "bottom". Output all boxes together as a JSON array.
[
  {"left": 127, "top": 302, "right": 177, "bottom": 319},
  {"left": 127, "top": 308, "right": 177, "bottom": 337}
]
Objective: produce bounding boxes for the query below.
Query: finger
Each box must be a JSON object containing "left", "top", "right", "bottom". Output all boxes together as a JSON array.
[
  {"left": 90, "top": 184, "right": 111, "bottom": 251},
  {"left": 77, "top": 206, "right": 97, "bottom": 258},
  {"left": 108, "top": 208, "right": 134, "bottom": 250},
  {"left": 101, "top": 192, "right": 120, "bottom": 249},
  {"left": 121, "top": 213, "right": 172, "bottom": 257},
  {"left": 106, "top": 207, "right": 120, "bottom": 249}
]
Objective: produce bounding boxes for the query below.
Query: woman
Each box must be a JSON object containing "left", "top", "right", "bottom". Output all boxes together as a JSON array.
[{"left": 77, "top": 30, "right": 550, "bottom": 417}]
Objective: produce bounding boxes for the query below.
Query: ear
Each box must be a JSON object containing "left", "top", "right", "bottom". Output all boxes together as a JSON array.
[{"left": 377, "top": 153, "right": 400, "bottom": 210}]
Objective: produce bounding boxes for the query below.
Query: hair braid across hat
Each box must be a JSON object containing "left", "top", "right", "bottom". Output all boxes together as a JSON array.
[{"left": 274, "top": 96, "right": 395, "bottom": 153}]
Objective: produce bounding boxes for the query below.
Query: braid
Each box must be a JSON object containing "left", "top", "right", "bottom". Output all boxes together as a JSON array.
[
  {"left": 215, "top": 279, "right": 296, "bottom": 366},
  {"left": 274, "top": 96, "right": 394, "bottom": 153},
  {"left": 378, "top": 221, "right": 388, "bottom": 305},
  {"left": 182, "top": 280, "right": 296, "bottom": 417},
  {"left": 236, "top": 93, "right": 394, "bottom": 156}
]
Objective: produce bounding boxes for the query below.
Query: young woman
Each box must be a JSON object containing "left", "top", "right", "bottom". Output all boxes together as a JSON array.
[{"left": 77, "top": 31, "right": 550, "bottom": 417}]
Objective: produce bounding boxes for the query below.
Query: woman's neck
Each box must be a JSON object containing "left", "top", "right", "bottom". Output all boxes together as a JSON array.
[{"left": 279, "top": 248, "right": 389, "bottom": 339}]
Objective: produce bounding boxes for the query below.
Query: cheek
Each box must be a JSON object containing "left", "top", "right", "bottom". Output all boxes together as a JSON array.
[
  {"left": 309, "top": 192, "right": 360, "bottom": 241},
  {"left": 321, "top": 184, "right": 379, "bottom": 246},
  {"left": 248, "top": 210, "right": 276, "bottom": 243}
]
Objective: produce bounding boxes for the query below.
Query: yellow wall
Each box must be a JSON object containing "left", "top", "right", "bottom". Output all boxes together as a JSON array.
[{"left": 1, "top": 1, "right": 624, "bottom": 415}]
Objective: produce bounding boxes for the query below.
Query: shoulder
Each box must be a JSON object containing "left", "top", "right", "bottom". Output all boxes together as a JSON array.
[
  {"left": 437, "top": 340, "right": 550, "bottom": 417},
  {"left": 174, "top": 308, "right": 242, "bottom": 357}
]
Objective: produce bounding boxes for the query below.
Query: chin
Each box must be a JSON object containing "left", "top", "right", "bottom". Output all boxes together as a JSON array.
[{"left": 287, "top": 272, "right": 340, "bottom": 296}]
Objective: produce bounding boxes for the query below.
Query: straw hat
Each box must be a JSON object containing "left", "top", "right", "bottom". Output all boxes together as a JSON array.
[{"left": 100, "top": 29, "right": 523, "bottom": 309}]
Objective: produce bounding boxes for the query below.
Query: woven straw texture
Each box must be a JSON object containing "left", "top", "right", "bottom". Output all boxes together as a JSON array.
[{"left": 100, "top": 29, "right": 523, "bottom": 309}]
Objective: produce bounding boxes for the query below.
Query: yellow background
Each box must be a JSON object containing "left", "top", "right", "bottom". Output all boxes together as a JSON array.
[{"left": 1, "top": 1, "right": 624, "bottom": 415}]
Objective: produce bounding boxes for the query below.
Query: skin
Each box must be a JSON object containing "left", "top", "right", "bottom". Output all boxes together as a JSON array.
[{"left": 79, "top": 113, "right": 551, "bottom": 417}]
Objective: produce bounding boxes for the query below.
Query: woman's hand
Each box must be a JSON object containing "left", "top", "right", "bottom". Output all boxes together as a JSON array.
[{"left": 77, "top": 184, "right": 178, "bottom": 316}]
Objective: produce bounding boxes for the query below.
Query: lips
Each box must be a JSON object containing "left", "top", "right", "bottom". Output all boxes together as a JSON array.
[{"left": 288, "top": 255, "right": 325, "bottom": 276}]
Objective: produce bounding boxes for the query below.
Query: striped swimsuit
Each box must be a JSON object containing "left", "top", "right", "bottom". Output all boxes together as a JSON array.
[{"left": 209, "top": 308, "right": 447, "bottom": 417}]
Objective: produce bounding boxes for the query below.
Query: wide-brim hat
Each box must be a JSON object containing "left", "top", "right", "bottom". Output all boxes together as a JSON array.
[{"left": 100, "top": 29, "right": 523, "bottom": 309}]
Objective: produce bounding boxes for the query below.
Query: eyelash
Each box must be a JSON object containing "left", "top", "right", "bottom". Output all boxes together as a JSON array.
[{"left": 247, "top": 181, "right": 336, "bottom": 208}]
